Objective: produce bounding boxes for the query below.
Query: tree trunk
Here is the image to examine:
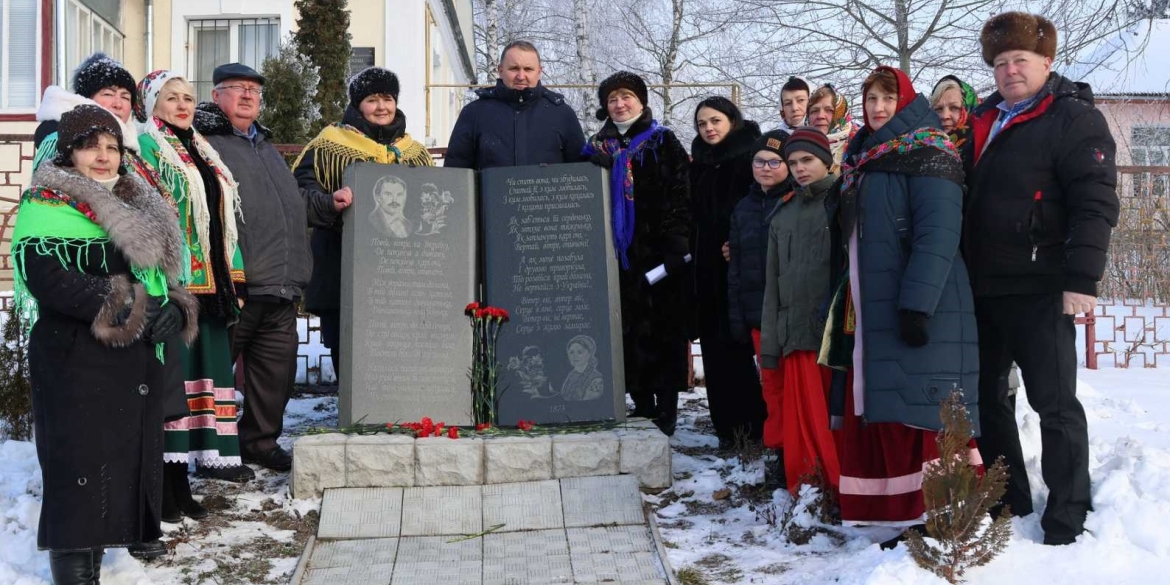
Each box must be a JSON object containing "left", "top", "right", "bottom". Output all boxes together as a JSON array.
[
  {"left": 895, "top": 0, "right": 911, "bottom": 74},
  {"left": 661, "top": 0, "right": 685, "bottom": 126},
  {"left": 574, "top": 0, "right": 597, "bottom": 84},
  {"left": 485, "top": 0, "right": 500, "bottom": 73}
]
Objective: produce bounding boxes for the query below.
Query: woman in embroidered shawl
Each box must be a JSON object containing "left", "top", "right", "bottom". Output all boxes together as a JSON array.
[
  {"left": 136, "top": 71, "right": 249, "bottom": 523},
  {"left": 930, "top": 75, "right": 979, "bottom": 150},
  {"left": 690, "top": 96, "right": 765, "bottom": 449},
  {"left": 13, "top": 105, "right": 198, "bottom": 585},
  {"left": 807, "top": 84, "right": 860, "bottom": 173},
  {"left": 821, "top": 66, "right": 980, "bottom": 542},
  {"left": 582, "top": 72, "right": 691, "bottom": 435},
  {"left": 296, "top": 67, "right": 434, "bottom": 380}
]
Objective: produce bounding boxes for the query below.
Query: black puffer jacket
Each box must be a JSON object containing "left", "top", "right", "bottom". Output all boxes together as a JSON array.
[
  {"left": 727, "top": 180, "right": 794, "bottom": 343},
  {"left": 690, "top": 121, "right": 762, "bottom": 342},
  {"left": 444, "top": 80, "right": 586, "bottom": 171},
  {"left": 962, "top": 73, "right": 1119, "bottom": 297}
]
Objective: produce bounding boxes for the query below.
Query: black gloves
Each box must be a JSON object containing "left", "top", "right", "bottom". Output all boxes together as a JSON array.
[
  {"left": 589, "top": 151, "right": 614, "bottom": 169},
  {"left": 143, "top": 297, "right": 185, "bottom": 344},
  {"left": 899, "top": 310, "right": 930, "bottom": 348}
]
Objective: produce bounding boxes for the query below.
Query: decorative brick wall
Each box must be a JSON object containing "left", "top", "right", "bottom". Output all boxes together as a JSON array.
[{"left": 0, "top": 135, "right": 34, "bottom": 286}]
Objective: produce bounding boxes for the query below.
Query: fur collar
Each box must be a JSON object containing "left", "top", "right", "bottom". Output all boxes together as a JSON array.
[
  {"left": 37, "top": 86, "right": 140, "bottom": 152},
  {"left": 691, "top": 120, "right": 762, "bottom": 166},
  {"left": 30, "top": 161, "right": 184, "bottom": 280},
  {"left": 194, "top": 101, "right": 272, "bottom": 138}
]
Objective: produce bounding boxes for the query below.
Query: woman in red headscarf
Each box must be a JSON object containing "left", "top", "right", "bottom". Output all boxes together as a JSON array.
[{"left": 821, "top": 66, "right": 981, "bottom": 539}]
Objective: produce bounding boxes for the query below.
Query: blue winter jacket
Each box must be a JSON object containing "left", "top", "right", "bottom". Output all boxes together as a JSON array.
[
  {"left": 444, "top": 80, "right": 586, "bottom": 171},
  {"left": 835, "top": 95, "right": 980, "bottom": 433}
]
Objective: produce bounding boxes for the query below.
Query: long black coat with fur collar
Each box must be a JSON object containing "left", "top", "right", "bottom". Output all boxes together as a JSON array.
[
  {"left": 22, "top": 161, "right": 197, "bottom": 551},
  {"left": 690, "top": 120, "right": 762, "bottom": 342},
  {"left": 587, "top": 112, "right": 692, "bottom": 392}
]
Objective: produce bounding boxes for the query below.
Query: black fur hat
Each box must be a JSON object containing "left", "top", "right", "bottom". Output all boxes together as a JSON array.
[
  {"left": 596, "top": 71, "right": 649, "bottom": 121},
  {"left": 348, "top": 67, "right": 401, "bottom": 109},
  {"left": 72, "top": 53, "right": 138, "bottom": 114},
  {"left": 981, "top": 12, "right": 1057, "bottom": 66},
  {"left": 55, "top": 104, "right": 125, "bottom": 172}
]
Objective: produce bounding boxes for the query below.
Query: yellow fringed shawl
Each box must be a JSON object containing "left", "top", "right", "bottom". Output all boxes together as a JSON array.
[{"left": 293, "top": 124, "right": 434, "bottom": 193}]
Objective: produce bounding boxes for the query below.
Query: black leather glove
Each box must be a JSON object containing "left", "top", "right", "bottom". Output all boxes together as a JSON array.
[
  {"left": 899, "top": 310, "right": 930, "bottom": 348},
  {"left": 590, "top": 151, "right": 613, "bottom": 169},
  {"left": 144, "top": 302, "right": 185, "bottom": 344},
  {"left": 141, "top": 295, "right": 163, "bottom": 329}
]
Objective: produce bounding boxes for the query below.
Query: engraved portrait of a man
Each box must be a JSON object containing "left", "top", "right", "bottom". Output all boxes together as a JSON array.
[{"left": 369, "top": 175, "right": 414, "bottom": 238}]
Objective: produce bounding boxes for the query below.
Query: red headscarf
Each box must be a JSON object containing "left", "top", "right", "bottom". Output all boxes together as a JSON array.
[{"left": 862, "top": 65, "right": 917, "bottom": 128}]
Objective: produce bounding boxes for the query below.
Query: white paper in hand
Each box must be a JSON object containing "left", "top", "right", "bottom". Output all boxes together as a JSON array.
[{"left": 645, "top": 254, "right": 692, "bottom": 285}]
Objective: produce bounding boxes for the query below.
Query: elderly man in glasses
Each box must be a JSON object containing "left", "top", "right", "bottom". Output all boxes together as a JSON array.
[{"left": 194, "top": 63, "right": 343, "bottom": 477}]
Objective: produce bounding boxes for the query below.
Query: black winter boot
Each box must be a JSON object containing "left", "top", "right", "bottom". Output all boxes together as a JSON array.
[
  {"left": 161, "top": 464, "right": 181, "bottom": 524},
  {"left": 91, "top": 549, "right": 104, "bottom": 584},
  {"left": 629, "top": 391, "right": 657, "bottom": 420},
  {"left": 49, "top": 549, "right": 97, "bottom": 585},
  {"left": 653, "top": 390, "right": 679, "bottom": 436},
  {"left": 166, "top": 462, "right": 208, "bottom": 520},
  {"left": 764, "top": 449, "right": 786, "bottom": 491}
]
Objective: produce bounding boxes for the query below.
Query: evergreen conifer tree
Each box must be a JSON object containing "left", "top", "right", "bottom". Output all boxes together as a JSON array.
[
  {"left": 294, "top": 0, "right": 352, "bottom": 134},
  {"left": 0, "top": 307, "right": 32, "bottom": 440},
  {"left": 259, "top": 38, "right": 320, "bottom": 146},
  {"left": 905, "top": 391, "right": 1012, "bottom": 583}
]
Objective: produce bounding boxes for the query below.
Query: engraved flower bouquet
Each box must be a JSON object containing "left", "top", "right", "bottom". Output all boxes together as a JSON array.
[{"left": 466, "top": 302, "right": 509, "bottom": 426}]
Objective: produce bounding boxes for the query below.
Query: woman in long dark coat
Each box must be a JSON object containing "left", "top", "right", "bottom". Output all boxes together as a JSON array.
[
  {"left": 690, "top": 96, "right": 765, "bottom": 449},
  {"left": 583, "top": 72, "right": 692, "bottom": 435},
  {"left": 821, "top": 66, "right": 980, "bottom": 535},
  {"left": 13, "top": 105, "right": 197, "bottom": 584}
]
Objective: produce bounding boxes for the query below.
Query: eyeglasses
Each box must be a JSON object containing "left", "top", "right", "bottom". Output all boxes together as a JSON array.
[
  {"left": 216, "top": 85, "right": 263, "bottom": 96},
  {"left": 752, "top": 158, "right": 785, "bottom": 169}
]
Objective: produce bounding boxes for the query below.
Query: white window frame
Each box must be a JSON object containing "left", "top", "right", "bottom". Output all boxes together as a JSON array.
[
  {"left": 186, "top": 17, "right": 280, "bottom": 102},
  {"left": 55, "top": 0, "right": 124, "bottom": 89},
  {"left": 1, "top": 0, "right": 43, "bottom": 112}
]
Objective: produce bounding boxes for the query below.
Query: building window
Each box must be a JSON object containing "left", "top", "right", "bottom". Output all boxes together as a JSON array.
[
  {"left": 1133, "top": 126, "right": 1170, "bottom": 167},
  {"left": 1, "top": 0, "right": 40, "bottom": 110},
  {"left": 60, "top": 0, "right": 123, "bottom": 88},
  {"left": 188, "top": 18, "right": 279, "bottom": 102}
]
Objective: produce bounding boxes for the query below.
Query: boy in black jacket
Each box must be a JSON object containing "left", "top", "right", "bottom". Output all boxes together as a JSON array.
[{"left": 727, "top": 129, "right": 794, "bottom": 485}]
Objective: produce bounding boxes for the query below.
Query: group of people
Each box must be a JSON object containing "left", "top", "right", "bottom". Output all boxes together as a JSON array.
[
  {"left": 441, "top": 12, "right": 1118, "bottom": 548},
  {"left": 17, "top": 55, "right": 366, "bottom": 583},
  {"left": 15, "top": 9, "right": 1117, "bottom": 584}
]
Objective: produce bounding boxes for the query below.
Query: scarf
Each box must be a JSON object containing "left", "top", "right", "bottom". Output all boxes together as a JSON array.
[
  {"left": 825, "top": 93, "right": 859, "bottom": 170},
  {"left": 840, "top": 127, "right": 960, "bottom": 193},
  {"left": 145, "top": 116, "right": 241, "bottom": 285},
  {"left": 581, "top": 120, "right": 668, "bottom": 270},
  {"left": 13, "top": 163, "right": 181, "bottom": 361},
  {"left": 292, "top": 119, "right": 433, "bottom": 194}
]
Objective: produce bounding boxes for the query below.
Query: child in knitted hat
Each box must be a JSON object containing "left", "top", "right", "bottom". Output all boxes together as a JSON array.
[
  {"left": 726, "top": 128, "right": 795, "bottom": 487},
  {"left": 758, "top": 125, "right": 841, "bottom": 495}
]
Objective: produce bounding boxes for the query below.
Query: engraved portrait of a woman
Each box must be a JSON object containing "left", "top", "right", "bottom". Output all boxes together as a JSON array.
[
  {"left": 369, "top": 175, "right": 414, "bottom": 238},
  {"left": 560, "top": 335, "right": 604, "bottom": 401}
]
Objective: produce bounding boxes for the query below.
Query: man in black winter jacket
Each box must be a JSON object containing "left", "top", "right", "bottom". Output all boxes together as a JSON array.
[
  {"left": 444, "top": 41, "right": 585, "bottom": 170},
  {"left": 964, "top": 13, "right": 1119, "bottom": 546}
]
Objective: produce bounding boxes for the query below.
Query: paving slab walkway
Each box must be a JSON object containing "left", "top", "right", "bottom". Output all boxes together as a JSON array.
[{"left": 291, "top": 475, "right": 677, "bottom": 585}]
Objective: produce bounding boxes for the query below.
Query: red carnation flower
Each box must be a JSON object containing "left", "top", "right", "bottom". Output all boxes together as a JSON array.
[
  {"left": 448, "top": 427, "right": 459, "bottom": 439},
  {"left": 464, "top": 301, "right": 480, "bottom": 316}
]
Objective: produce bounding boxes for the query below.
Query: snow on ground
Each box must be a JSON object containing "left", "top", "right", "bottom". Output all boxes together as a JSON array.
[{"left": 1, "top": 367, "right": 1167, "bottom": 584}]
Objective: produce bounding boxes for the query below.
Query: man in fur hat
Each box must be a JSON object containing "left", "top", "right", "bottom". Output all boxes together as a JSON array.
[{"left": 963, "top": 12, "right": 1119, "bottom": 546}]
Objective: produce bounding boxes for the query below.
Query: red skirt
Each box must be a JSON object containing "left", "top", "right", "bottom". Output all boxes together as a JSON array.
[
  {"left": 837, "top": 373, "right": 982, "bottom": 526},
  {"left": 780, "top": 351, "right": 840, "bottom": 493},
  {"left": 751, "top": 329, "right": 784, "bottom": 449}
]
